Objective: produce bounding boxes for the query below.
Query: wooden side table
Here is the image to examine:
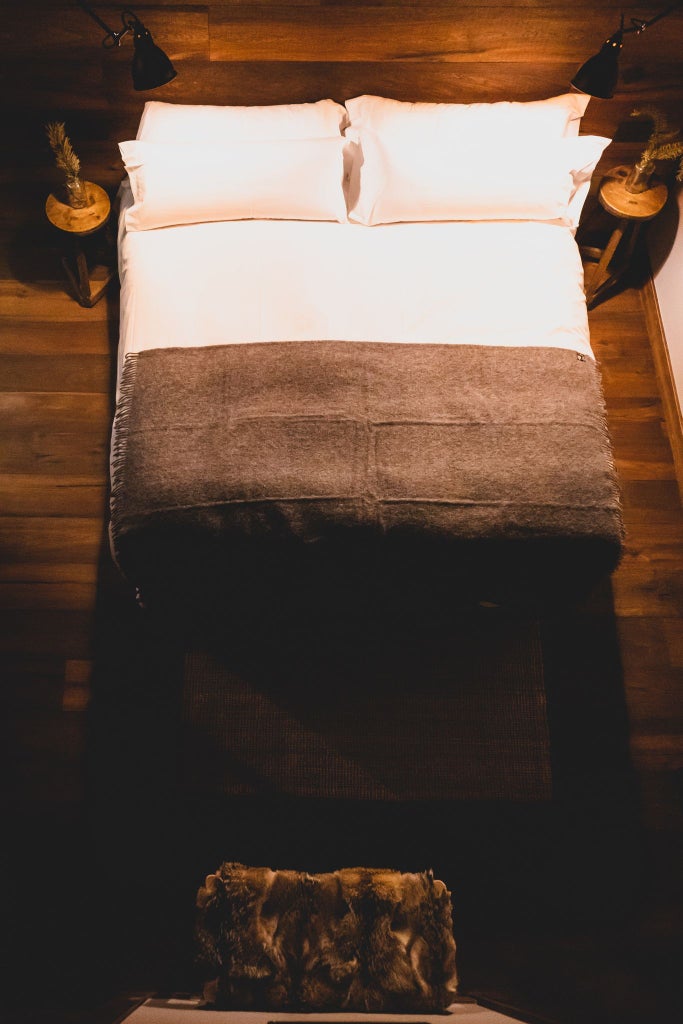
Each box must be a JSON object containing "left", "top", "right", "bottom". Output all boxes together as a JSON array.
[
  {"left": 584, "top": 166, "right": 668, "bottom": 309},
  {"left": 45, "top": 181, "right": 116, "bottom": 307}
]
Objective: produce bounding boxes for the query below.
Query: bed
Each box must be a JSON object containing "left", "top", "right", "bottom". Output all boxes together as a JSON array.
[{"left": 109, "top": 94, "right": 623, "bottom": 613}]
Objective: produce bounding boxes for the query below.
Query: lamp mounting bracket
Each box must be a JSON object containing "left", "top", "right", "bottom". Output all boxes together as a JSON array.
[
  {"left": 624, "top": 3, "right": 682, "bottom": 35},
  {"left": 76, "top": 2, "right": 144, "bottom": 48}
]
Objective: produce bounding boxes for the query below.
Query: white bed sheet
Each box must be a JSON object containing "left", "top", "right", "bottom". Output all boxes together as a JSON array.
[{"left": 117, "top": 185, "right": 594, "bottom": 379}]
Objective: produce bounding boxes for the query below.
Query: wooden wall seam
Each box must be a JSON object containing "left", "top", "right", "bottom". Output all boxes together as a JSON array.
[{"left": 641, "top": 272, "right": 683, "bottom": 506}]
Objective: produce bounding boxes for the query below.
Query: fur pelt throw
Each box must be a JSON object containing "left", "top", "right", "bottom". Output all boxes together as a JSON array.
[{"left": 195, "top": 863, "right": 458, "bottom": 1012}]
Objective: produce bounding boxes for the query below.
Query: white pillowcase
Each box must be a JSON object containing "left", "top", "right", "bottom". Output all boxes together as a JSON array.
[
  {"left": 345, "top": 93, "right": 591, "bottom": 143},
  {"left": 348, "top": 133, "right": 611, "bottom": 227},
  {"left": 120, "top": 138, "right": 348, "bottom": 230},
  {"left": 136, "top": 99, "right": 348, "bottom": 142}
]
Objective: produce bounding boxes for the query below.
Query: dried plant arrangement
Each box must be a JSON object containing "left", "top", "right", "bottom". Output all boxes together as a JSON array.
[
  {"left": 626, "top": 106, "right": 683, "bottom": 193},
  {"left": 45, "top": 121, "right": 88, "bottom": 208}
]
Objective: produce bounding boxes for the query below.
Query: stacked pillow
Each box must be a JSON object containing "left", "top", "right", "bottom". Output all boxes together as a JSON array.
[
  {"left": 345, "top": 92, "right": 591, "bottom": 142},
  {"left": 135, "top": 97, "right": 348, "bottom": 142},
  {"left": 119, "top": 93, "right": 608, "bottom": 230},
  {"left": 344, "top": 93, "right": 608, "bottom": 228},
  {"left": 121, "top": 137, "right": 348, "bottom": 230},
  {"left": 121, "top": 98, "right": 348, "bottom": 229}
]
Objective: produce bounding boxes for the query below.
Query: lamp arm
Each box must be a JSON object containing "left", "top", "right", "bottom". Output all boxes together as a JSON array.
[
  {"left": 76, "top": 1, "right": 145, "bottom": 48},
  {"left": 625, "top": 2, "right": 682, "bottom": 34}
]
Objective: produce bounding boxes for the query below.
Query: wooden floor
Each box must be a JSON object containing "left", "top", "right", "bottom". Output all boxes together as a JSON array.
[{"left": 1, "top": 231, "right": 682, "bottom": 1023}]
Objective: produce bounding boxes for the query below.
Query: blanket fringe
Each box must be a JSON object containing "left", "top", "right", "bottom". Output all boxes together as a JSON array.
[
  {"left": 590, "top": 355, "right": 625, "bottom": 547},
  {"left": 109, "top": 353, "right": 139, "bottom": 575}
]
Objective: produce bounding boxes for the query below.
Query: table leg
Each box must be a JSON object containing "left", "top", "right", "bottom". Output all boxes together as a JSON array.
[
  {"left": 60, "top": 235, "right": 114, "bottom": 308},
  {"left": 585, "top": 218, "right": 630, "bottom": 308},
  {"left": 75, "top": 246, "right": 92, "bottom": 305},
  {"left": 585, "top": 217, "right": 645, "bottom": 310}
]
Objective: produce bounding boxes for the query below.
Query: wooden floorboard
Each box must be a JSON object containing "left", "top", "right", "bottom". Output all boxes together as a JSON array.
[{"left": 0, "top": 255, "right": 681, "bottom": 1024}]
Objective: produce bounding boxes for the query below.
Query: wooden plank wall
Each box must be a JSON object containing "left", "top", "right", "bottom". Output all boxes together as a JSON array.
[
  {"left": 1, "top": 0, "right": 682, "bottom": 866},
  {"left": 2, "top": 1, "right": 683, "bottom": 198},
  {"left": 1, "top": 0, "right": 682, "bottom": 843},
  {"left": 1, "top": 5, "right": 682, "bottom": 1018}
]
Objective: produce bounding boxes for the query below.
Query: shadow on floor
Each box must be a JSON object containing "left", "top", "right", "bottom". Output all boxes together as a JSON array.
[{"left": 4, "top": 554, "right": 653, "bottom": 1024}]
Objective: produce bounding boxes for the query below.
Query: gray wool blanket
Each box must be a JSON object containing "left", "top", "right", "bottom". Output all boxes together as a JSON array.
[{"left": 110, "top": 341, "right": 623, "bottom": 606}]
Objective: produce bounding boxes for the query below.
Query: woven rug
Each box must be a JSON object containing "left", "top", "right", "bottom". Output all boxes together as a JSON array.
[{"left": 181, "top": 608, "right": 551, "bottom": 803}]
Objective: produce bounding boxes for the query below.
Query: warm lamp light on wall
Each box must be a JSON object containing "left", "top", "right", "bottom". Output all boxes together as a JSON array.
[
  {"left": 77, "top": 0, "right": 177, "bottom": 90},
  {"left": 572, "top": 3, "right": 681, "bottom": 99}
]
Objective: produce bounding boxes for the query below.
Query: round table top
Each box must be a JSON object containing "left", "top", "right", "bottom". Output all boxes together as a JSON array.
[
  {"left": 45, "top": 181, "right": 111, "bottom": 236},
  {"left": 599, "top": 166, "right": 668, "bottom": 221}
]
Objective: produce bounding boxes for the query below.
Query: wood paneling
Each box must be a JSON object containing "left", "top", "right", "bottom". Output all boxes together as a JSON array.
[
  {"left": 0, "top": 7, "right": 209, "bottom": 60},
  {"left": 0, "top": 353, "right": 112, "bottom": 391},
  {"left": 1, "top": 4, "right": 682, "bottom": 1023},
  {"left": 0, "top": 280, "right": 113, "bottom": 322},
  {"left": 641, "top": 275, "right": 683, "bottom": 505},
  {"left": 209, "top": 6, "right": 683, "bottom": 63},
  {"left": 0, "top": 517, "right": 106, "bottom": 565},
  {"left": 0, "top": 283, "right": 679, "bottom": 1024},
  {"left": 1, "top": 2, "right": 681, "bottom": 209},
  {"left": 0, "top": 474, "right": 108, "bottom": 516},
  {"left": 1, "top": 5, "right": 681, "bottom": 147},
  {"left": 0, "top": 560, "right": 100, "bottom": 584},
  {"left": 0, "top": 318, "right": 113, "bottom": 354}
]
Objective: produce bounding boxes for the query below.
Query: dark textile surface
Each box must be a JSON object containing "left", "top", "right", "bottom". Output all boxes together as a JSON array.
[
  {"left": 182, "top": 610, "right": 551, "bottom": 802},
  {"left": 195, "top": 863, "right": 458, "bottom": 1012},
  {"left": 110, "top": 342, "right": 623, "bottom": 606}
]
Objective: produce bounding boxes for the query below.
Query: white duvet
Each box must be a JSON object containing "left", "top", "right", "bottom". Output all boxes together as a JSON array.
[{"left": 117, "top": 185, "right": 594, "bottom": 379}]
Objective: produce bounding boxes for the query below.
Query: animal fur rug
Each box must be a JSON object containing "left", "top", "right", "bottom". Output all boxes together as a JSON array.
[{"left": 195, "top": 863, "right": 458, "bottom": 1012}]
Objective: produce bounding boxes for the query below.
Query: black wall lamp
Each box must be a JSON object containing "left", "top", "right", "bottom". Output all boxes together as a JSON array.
[
  {"left": 572, "top": 3, "right": 681, "bottom": 99},
  {"left": 77, "top": 1, "right": 177, "bottom": 91}
]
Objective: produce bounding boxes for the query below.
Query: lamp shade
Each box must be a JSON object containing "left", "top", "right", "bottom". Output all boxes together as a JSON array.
[
  {"left": 131, "top": 22, "right": 177, "bottom": 90},
  {"left": 571, "top": 29, "right": 623, "bottom": 99}
]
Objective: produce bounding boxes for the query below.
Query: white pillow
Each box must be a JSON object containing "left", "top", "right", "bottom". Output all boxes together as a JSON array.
[
  {"left": 348, "top": 133, "right": 611, "bottom": 227},
  {"left": 120, "top": 138, "right": 348, "bottom": 230},
  {"left": 137, "top": 99, "right": 348, "bottom": 142},
  {"left": 345, "top": 93, "right": 591, "bottom": 143}
]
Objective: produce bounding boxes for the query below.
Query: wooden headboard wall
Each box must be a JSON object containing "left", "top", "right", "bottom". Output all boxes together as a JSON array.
[{"left": 3, "top": 2, "right": 683, "bottom": 194}]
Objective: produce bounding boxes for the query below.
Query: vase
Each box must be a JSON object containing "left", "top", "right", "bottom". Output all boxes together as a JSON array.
[
  {"left": 64, "top": 176, "right": 88, "bottom": 209},
  {"left": 624, "top": 159, "right": 656, "bottom": 194}
]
